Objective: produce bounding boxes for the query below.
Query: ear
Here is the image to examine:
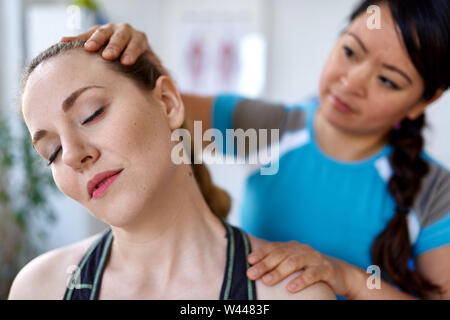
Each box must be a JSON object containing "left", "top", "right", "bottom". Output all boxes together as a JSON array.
[
  {"left": 406, "top": 89, "right": 445, "bottom": 120},
  {"left": 153, "top": 76, "right": 185, "bottom": 131}
]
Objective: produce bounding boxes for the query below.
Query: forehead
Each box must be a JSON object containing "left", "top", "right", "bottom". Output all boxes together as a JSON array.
[
  {"left": 346, "top": 3, "right": 418, "bottom": 75},
  {"left": 22, "top": 50, "right": 118, "bottom": 132}
]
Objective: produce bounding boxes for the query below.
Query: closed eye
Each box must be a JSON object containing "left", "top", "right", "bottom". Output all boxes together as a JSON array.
[
  {"left": 82, "top": 107, "right": 104, "bottom": 125},
  {"left": 46, "top": 107, "right": 105, "bottom": 166},
  {"left": 379, "top": 76, "right": 400, "bottom": 90}
]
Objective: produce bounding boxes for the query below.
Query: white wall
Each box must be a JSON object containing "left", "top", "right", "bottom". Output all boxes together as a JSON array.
[
  {"left": 424, "top": 92, "right": 450, "bottom": 167},
  {"left": 266, "top": 0, "right": 357, "bottom": 102},
  {"left": 96, "top": 0, "right": 163, "bottom": 55}
]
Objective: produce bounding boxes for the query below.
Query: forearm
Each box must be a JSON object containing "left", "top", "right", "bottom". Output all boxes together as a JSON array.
[
  {"left": 181, "top": 94, "right": 214, "bottom": 130},
  {"left": 334, "top": 258, "right": 418, "bottom": 300}
]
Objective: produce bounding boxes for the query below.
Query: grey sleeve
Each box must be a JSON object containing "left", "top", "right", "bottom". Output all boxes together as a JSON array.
[
  {"left": 414, "top": 162, "right": 450, "bottom": 229},
  {"left": 233, "top": 99, "right": 307, "bottom": 136},
  {"left": 230, "top": 99, "right": 307, "bottom": 157}
]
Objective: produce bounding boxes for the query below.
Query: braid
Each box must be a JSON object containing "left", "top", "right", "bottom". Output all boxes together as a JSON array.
[{"left": 371, "top": 114, "right": 442, "bottom": 298}]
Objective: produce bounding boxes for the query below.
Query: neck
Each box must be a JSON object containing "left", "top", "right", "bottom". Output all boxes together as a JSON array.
[
  {"left": 315, "top": 107, "right": 389, "bottom": 161},
  {"left": 107, "top": 164, "right": 227, "bottom": 287}
]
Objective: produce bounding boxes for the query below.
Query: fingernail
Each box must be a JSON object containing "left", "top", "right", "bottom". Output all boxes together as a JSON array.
[
  {"left": 85, "top": 40, "right": 97, "bottom": 48},
  {"left": 263, "top": 274, "right": 273, "bottom": 283},
  {"left": 248, "top": 254, "right": 257, "bottom": 263},
  {"left": 105, "top": 48, "right": 117, "bottom": 56},
  {"left": 248, "top": 268, "right": 258, "bottom": 277},
  {"left": 122, "top": 55, "right": 132, "bottom": 64},
  {"left": 289, "top": 283, "right": 297, "bottom": 291}
]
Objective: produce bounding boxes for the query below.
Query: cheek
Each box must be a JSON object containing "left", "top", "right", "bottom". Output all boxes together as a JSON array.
[
  {"left": 111, "top": 106, "right": 173, "bottom": 166},
  {"left": 52, "top": 169, "right": 83, "bottom": 202},
  {"left": 320, "top": 51, "right": 343, "bottom": 93},
  {"left": 366, "top": 89, "right": 418, "bottom": 121},
  {"left": 360, "top": 94, "right": 412, "bottom": 130}
]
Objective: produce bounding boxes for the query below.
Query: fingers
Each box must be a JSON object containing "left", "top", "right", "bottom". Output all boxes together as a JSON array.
[
  {"left": 60, "top": 23, "right": 151, "bottom": 66},
  {"left": 60, "top": 25, "right": 100, "bottom": 44},
  {"left": 87, "top": 24, "right": 115, "bottom": 57},
  {"left": 248, "top": 242, "right": 280, "bottom": 265},
  {"left": 247, "top": 244, "right": 292, "bottom": 280},
  {"left": 286, "top": 265, "right": 329, "bottom": 293},
  {"left": 120, "top": 32, "right": 148, "bottom": 65},
  {"left": 102, "top": 23, "right": 134, "bottom": 60},
  {"left": 261, "top": 255, "right": 306, "bottom": 286}
]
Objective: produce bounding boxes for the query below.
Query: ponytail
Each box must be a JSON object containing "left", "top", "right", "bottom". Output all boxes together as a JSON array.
[{"left": 182, "top": 120, "right": 231, "bottom": 219}]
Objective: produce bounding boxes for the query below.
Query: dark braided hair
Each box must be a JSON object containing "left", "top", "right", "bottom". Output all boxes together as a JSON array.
[{"left": 350, "top": 0, "right": 450, "bottom": 298}]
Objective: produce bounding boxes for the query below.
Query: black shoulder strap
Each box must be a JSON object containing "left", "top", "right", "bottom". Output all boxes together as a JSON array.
[
  {"left": 64, "top": 222, "right": 256, "bottom": 300},
  {"left": 219, "top": 221, "right": 257, "bottom": 300},
  {"left": 63, "top": 228, "right": 113, "bottom": 300}
]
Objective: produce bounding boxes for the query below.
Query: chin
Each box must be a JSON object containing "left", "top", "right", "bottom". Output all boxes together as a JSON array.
[
  {"left": 320, "top": 99, "right": 344, "bottom": 127},
  {"left": 86, "top": 191, "right": 147, "bottom": 228}
]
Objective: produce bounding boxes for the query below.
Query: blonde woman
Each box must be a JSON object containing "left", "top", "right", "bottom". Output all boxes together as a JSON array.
[{"left": 8, "top": 40, "right": 334, "bottom": 300}]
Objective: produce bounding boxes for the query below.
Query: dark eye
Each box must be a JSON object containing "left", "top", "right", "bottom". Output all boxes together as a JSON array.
[
  {"left": 379, "top": 76, "right": 400, "bottom": 90},
  {"left": 47, "top": 108, "right": 104, "bottom": 166},
  {"left": 343, "top": 46, "right": 355, "bottom": 59}
]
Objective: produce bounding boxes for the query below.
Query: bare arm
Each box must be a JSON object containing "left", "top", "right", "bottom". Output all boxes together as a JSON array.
[
  {"left": 415, "top": 245, "right": 450, "bottom": 299},
  {"left": 256, "top": 271, "right": 336, "bottom": 300}
]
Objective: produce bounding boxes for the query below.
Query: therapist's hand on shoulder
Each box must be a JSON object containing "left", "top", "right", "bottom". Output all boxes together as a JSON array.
[
  {"left": 61, "top": 23, "right": 152, "bottom": 66},
  {"left": 246, "top": 241, "right": 351, "bottom": 297}
]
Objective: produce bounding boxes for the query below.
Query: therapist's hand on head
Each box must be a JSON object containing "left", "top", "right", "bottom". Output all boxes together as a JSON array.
[{"left": 61, "top": 23, "right": 152, "bottom": 65}]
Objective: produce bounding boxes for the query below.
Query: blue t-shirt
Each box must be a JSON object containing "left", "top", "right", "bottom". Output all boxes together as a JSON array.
[{"left": 212, "top": 94, "right": 450, "bottom": 273}]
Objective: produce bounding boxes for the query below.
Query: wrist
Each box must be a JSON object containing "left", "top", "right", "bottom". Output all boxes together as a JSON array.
[
  {"left": 329, "top": 257, "right": 364, "bottom": 299},
  {"left": 341, "top": 261, "right": 366, "bottom": 299}
]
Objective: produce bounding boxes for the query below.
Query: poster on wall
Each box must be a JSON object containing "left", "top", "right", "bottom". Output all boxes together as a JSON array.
[{"left": 175, "top": 17, "right": 266, "bottom": 97}]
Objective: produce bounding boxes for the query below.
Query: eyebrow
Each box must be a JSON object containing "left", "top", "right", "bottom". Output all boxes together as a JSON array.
[
  {"left": 345, "top": 31, "right": 412, "bottom": 85},
  {"left": 31, "top": 85, "right": 104, "bottom": 148}
]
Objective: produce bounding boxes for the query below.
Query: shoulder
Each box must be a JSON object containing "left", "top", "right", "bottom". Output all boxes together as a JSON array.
[
  {"left": 414, "top": 154, "right": 450, "bottom": 228},
  {"left": 8, "top": 232, "right": 102, "bottom": 300},
  {"left": 248, "top": 235, "right": 336, "bottom": 300}
]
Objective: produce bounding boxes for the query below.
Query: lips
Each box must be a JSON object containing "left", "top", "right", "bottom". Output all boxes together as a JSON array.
[
  {"left": 330, "top": 94, "right": 355, "bottom": 113},
  {"left": 87, "top": 169, "right": 123, "bottom": 199}
]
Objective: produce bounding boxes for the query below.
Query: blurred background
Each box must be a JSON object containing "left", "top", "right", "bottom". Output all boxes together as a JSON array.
[{"left": 0, "top": 0, "right": 449, "bottom": 299}]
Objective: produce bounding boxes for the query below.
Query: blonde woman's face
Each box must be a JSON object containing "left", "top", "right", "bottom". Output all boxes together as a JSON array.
[
  {"left": 22, "top": 50, "right": 179, "bottom": 227},
  {"left": 318, "top": 3, "right": 427, "bottom": 135}
]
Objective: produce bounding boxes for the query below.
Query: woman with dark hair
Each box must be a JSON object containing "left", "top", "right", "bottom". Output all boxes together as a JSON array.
[
  {"left": 58, "top": 0, "right": 450, "bottom": 299},
  {"left": 8, "top": 40, "right": 335, "bottom": 300}
]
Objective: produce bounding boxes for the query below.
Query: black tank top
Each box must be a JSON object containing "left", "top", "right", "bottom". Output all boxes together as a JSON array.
[{"left": 64, "top": 220, "right": 256, "bottom": 300}]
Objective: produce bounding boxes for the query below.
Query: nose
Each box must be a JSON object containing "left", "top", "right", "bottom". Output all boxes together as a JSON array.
[
  {"left": 340, "top": 64, "right": 369, "bottom": 97},
  {"left": 61, "top": 135, "right": 99, "bottom": 170}
]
